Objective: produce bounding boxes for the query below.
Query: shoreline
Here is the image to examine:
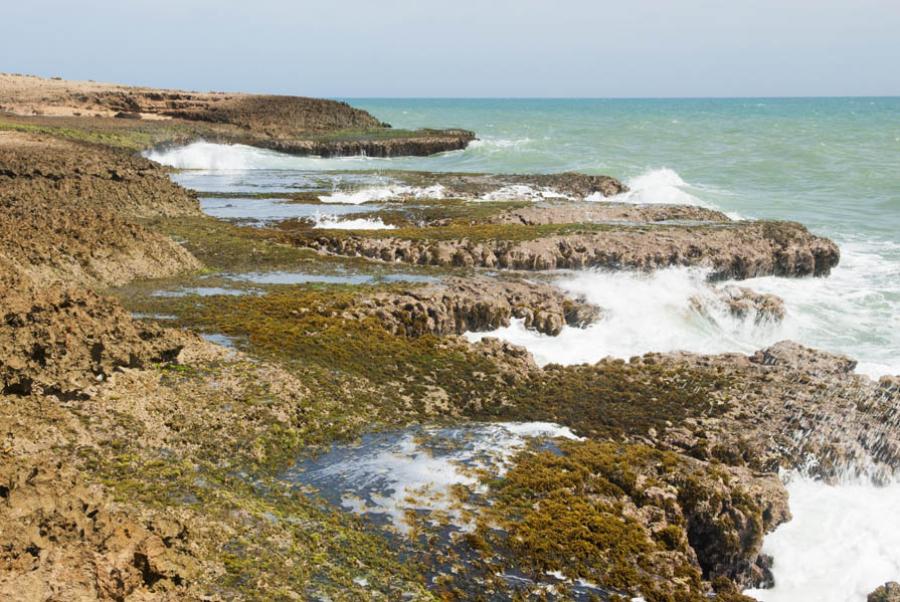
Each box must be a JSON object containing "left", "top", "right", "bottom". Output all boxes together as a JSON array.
[{"left": 1, "top": 76, "right": 898, "bottom": 601}]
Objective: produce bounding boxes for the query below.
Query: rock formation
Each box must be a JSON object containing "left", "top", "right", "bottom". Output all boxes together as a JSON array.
[{"left": 293, "top": 220, "right": 840, "bottom": 279}]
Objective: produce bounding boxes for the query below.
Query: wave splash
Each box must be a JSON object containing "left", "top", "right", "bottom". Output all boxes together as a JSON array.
[
  {"left": 312, "top": 214, "right": 396, "bottom": 230},
  {"left": 744, "top": 475, "right": 900, "bottom": 602},
  {"left": 465, "top": 267, "right": 785, "bottom": 366}
]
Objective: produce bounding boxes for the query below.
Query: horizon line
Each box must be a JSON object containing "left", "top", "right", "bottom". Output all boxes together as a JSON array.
[{"left": 336, "top": 95, "right": 900, "bottom": 100}]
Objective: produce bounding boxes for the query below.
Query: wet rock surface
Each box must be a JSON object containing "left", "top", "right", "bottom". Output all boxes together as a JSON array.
[
  {"left": 490, "top": 200, "right": 730, "bottom": 224},
  {"left": 692, "top": 285, "right": 786, "bottom": 323}
]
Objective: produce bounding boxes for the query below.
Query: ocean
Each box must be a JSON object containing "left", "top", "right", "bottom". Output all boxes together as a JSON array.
[{"left": 148, "top": 97, "right": 900, "bottom": 602}]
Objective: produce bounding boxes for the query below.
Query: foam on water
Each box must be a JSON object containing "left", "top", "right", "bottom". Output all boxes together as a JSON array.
[
  {"left": 463, "top": 214, "right": 900, "bottom": 379},
  {"left": 465, "top": 267, "right": 785, "bottom": 367},
  {"left": 199, "top": 197, "right": 377, "bottom": 224},
  {"left": 291, "top": 422, "right": 578, "bottom": 534},
  {"left": 479, "top": 184, "right": 573, "bottom": 202},
  {"left": 744, "top": 476, "right": 900, "bottom": 602},
  {"left": 312, "top": 214, "right": 396, "bottom": 230},
  {"left": 317, "top": 184, "right": 445, "bottom": 204},
  {"left": 737, "top": 238, "right": 900, "bottom": 378}
]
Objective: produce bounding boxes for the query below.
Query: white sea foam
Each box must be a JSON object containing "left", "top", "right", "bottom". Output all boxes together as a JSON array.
[
  {"left": 479, "top": 184, "right": 573, "bottom": 202},
  {"left": 744, "top": 475, "right": 900, "bottom": 602},
  {"left": 312, "top": 214, "right": 396, "bottom": 230},
  {"left": 468, "top": 137, "right": 532, "bottom": 150},
  {"left": 465, "top": 267, "right": 784, "bottom": 367},
  {"left": 318, "top": 184, "right": 445, "bottom": 204},
  {"left": 464, "top": 237, "right": 900, "bottom": 378},
  {"left": 588, "top": 167, "right": 717, "bottom": 210},
  {"left": 145, "top": 141, "right": 296, "bottom": 170},
  {"left": 300, "top": 422, "right": 578, "bottom": 534},
  {"left": 737, "top": 239, "right": 900, "bottom": 378}
]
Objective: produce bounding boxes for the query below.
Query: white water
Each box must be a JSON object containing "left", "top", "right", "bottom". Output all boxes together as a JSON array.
[
  {"left": 318, "top": 184, "right": 446, "bottom": 204},
  {"left": 466, "top": 267, "right": 785, "bottom": 367},
  {"left": 296, "top": 422, "right": 578, "bottom": 534},
  {"left": 744, "top": 476, "right": 900, "bottom": 602},
  {"left": 479, "top": 184, "right": 573, "bottom": 202},
  {"left": 312, "top": 214, "right": 396, "bottom": 230}
]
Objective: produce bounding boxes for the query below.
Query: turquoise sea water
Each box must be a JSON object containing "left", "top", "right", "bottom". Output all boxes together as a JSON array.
[{"left": 350, "top": 98, "right": 900, "bottom": 237}]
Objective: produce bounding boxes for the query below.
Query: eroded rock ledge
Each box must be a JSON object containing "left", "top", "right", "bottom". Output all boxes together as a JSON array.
[
  {"left": 292, "top": 220, "right": 840, "bottom": 279},
  {"left": 348, "top": 276, "right": 599, "bottom": 336},
  {"left": 0, "top": 73, "right": 475, "bottom": 157}
]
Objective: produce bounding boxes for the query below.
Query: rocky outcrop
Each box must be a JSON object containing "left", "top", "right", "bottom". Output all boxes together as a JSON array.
[
  {"left": 698, "top": 339, "right": 898, "bottom": 478},
  {"left": 386, "top": 170, "right": 629, "bottom": 199},
  {"left": 691, "top": 285, "right": 786, "bottom": 323},
  {"left": 490, "top": 201, "right": 730, "bottom": 225},
  {"left": 293, "top": 220, "right": 840, "bottom": 279},
  {"left": 870, "top": 582, "right": 900, "bottom": 602},
  {"left": 0, "top": 273, "right": 186, "bottom": 399},
  {"left": 348, "top": 276, "right": 600, "bottom": 337},
  {"left": 258, "top": 128, "right": 476, "bottom": 158},
  {"left": 0, "top": 73, "right": 474, "bottom": 157},
  {"left": 0, "top": 130, "right": 201, "bottom": 219}
]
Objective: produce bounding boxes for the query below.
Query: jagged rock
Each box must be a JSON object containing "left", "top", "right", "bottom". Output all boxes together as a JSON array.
[
  {"left": 293, "top": 220, "right": 840, "bottom": 279},
  {"left": 628, "top": 342, "right": 899, "bottom": 481},
  {"left": 0, "top": 268, "right": 187, "bottom": 398},
  {"left": 0, "top": 461, "right": 195, "bottom": 601},
  {"left": 870, "top": 582, "right": 900, "bottom": 602},
  {"left": 348, "top": 276, "right": 600, "bottom": 336}
]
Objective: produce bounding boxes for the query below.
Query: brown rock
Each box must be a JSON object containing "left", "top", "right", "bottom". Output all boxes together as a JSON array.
[
  {"left": 294, "top": 220, "right": 840, "bottom": 279},
  {"left": 348, "top": 276, "right": 600, "bottom": 337},
  {"left": 870, "top": 582, "right": 900, "bottom": 602}
]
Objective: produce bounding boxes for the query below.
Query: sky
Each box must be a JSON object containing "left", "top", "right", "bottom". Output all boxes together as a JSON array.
[{"left": 3, "top": 0, "right": 900, "bottom": 98}]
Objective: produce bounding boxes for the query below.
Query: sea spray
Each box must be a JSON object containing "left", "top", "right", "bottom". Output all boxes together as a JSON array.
[
  {"left": 745, "top": 475, "right": 900, "bottom": 602},
  {"left": 465, "top": 267, "right": 786, "bottom": 367}
]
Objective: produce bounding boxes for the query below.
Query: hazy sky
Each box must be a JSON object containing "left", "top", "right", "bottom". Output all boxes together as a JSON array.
[{"left": 3, "top": 0, "right": 900, "bottom": 97}]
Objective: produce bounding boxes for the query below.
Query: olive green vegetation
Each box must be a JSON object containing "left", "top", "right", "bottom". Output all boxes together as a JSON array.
[
  {"left": 0, "top": 113, "right": 464, "bottom": 154},
  {"left": 491, "top": 360, "right": 734, "bottom": 440},
  {"left": 462, "top": 440, "right": 760, "bottom": 602},
  {"left": 73, "top": 360, "right": 435, "bottom": 601},
  {"left": 0, "top": 117, "right": 160, "bottom": 150}
]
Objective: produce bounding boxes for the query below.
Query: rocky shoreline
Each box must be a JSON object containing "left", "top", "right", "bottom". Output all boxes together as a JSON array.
[{"left": 1, "top": 76, "right": 897, "bottom": 602}]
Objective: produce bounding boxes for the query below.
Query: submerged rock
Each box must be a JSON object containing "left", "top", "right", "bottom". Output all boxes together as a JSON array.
[{"left": 691, "top": 285, "right": 786, "bottom": 323}]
